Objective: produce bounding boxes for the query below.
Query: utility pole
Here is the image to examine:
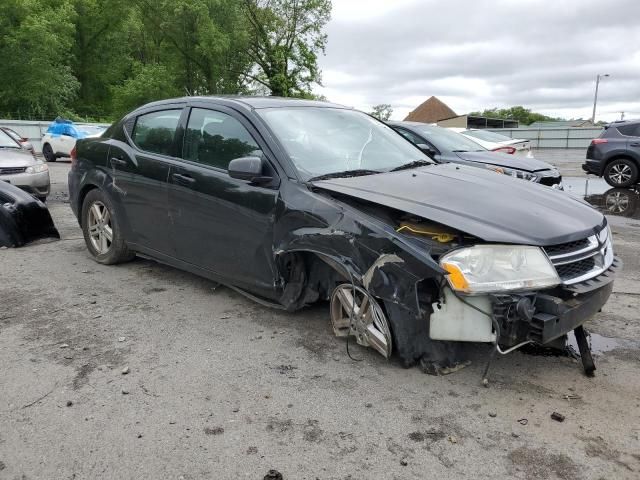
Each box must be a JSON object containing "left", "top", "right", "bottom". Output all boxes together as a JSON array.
[
  {"left": 591, "top": 74, "right": 610, "bottom": 123},
  {"left": 620, "top": 111, "right": 625, "bottom": 121}
]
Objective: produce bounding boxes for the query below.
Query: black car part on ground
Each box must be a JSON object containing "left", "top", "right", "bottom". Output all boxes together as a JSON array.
[
  {"left": 0, "top": 180, "right": 59, "bottom": 247},
  {"left": 68, "top": 96, "right": 618, "bottom": 376}
]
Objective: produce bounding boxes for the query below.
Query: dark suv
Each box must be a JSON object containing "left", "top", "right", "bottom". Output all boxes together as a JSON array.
[{"left": 583, "top": 120, "right": 640, "bottom": 187}]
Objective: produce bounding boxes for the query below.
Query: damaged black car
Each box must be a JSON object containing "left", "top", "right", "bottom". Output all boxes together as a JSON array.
[{"left": 68, "top": 97, "right": 620, "bottom": 375}]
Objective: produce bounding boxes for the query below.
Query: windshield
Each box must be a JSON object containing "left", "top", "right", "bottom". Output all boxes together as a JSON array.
[
  {"left": 411, "top": 125, "right": 486, "bottom": 152},
  {"left": 463, "top": 129, "right": 513, "bottom": 143},
  {"left": 258, "top": 107, "right": 433, "bottom": 180},
  {"left": 0, "top": 129, "right": 20, "bottom": 148}
]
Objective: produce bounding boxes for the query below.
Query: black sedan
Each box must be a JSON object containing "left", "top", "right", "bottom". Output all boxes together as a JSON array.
[
  {"left": 68, "top": 97, "right": 618, "bottom": 376},
  {"left": 388, "top": 121, "right": 562, "bottom": 187}
]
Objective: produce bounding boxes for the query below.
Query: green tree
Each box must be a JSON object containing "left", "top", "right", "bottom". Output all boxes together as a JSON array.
[
  {"left": 111, "top": 63, "right": 181, "bottom": 118},
  {"left": 241, "top": 0, "right": 331, "bottom": 97},
  {"left": 0, "top": 0, "right": 79, "bottom": 118},
  {"left": 369, "top": 104, "right": 393, "bottom": 121},
  {"left": 71, "top": 0, "right": 134, "bottom": 117},
  {"left": 469, "top": 106, "right": 560, "bottom": 126}
]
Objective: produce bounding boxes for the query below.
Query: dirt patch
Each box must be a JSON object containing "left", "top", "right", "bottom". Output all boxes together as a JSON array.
[
  {"left": 508, "top": 446, "right": 581, "bottom": 480},
  {"left": 204, "top": 426, "right": 224, "bottom": 435},
  {"left": 73, "top": 363, "right": 96, "bottom": 390},
  {"left": 580, "top": 435, "right": 635, "bottom": 472},
  {"left": 303, "top": 420, "right": 323, "bottom": 443}
]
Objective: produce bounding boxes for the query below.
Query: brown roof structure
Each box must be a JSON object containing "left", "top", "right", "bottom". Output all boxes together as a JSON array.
[{"left": 404, "top": 96, "right": 457, "bottom": 123}]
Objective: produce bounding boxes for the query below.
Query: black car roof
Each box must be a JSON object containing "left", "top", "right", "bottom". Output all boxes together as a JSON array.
[{"left": 132, "top": 96, "right": 349, "bottom": 114}]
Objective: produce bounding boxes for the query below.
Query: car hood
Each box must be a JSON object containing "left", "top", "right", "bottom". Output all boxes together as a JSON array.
[
  {"left": 0, "top": 148, "right": 37, "bottom": 167},
  {"left": 454, "top": 151, "right": 554, "bottom": 172},
  {"left": 311, "top": 163, "right": 603, "bottom": 246}
]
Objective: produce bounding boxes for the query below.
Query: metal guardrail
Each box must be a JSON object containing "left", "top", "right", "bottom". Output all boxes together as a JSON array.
[
  {"left": 488, "top": 127, "right": 603, "bottom": 149},
  {"left": 0, "top": 119, "right": 109, "bottom": 154}
]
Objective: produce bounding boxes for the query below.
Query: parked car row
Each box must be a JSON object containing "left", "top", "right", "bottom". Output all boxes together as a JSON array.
[
  {"left": 389, "top": 121, "right": 561, "bottom": 187},
  {"left": 68, "top": 97, "right": 618, "bottom": 375},
  {"left": 41, "top": 118, "right": 107, "bottom": 162}
]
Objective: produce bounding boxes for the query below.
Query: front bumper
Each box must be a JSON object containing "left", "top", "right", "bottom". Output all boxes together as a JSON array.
[
  {"left": 430, "top": 257, "right": 621, "bottom": 346},
  {"left": 0, "top": 171, "right": 50, "bottom": 197},
  {"left": 493, "top": 257, "right": 621, "bottom": 347}
]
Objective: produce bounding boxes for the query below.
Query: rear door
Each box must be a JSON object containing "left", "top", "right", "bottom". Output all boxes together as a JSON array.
[
  {"left": 167, "top": 105, "right": 280, "bottom": 292},
  {"left": 108, "top": 107, "right": 185, "bottom": 256},
  {"left": 618, "top": 123, "right": 640, "bottom": 156}
]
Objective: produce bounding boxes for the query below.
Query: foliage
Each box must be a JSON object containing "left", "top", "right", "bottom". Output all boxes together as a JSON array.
[
  {"left": 0, "top": 0, "right": 332, "bottom": 120},
  {"left": 0, "top": 0, "right": 80, "bottom": 119},
  {"left": 241, "top": 0, "right": 332, "bottom": 97},
  {"left": 468, "top": 106, "right": 560, "bottom": 126},
  {"left": 369, "top": 104, "right": 393, "bottom": 121}
]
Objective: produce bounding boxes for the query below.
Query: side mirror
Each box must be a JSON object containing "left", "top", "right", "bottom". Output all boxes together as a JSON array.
[
  {"left": 228, "top": 156, "right": 272, "bottom": 184},
  {"left": 416, "top": 143, "right": 436, "bottom": 157}
]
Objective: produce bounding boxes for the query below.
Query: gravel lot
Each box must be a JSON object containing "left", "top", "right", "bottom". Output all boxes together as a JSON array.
[{"left": 1, "top": 151, "right": 639, "bottom": 479}]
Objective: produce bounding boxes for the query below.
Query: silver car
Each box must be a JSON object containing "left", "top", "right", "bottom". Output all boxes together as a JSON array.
[{"left": 0, "top": 129, "right": 50, "bottom": 201}]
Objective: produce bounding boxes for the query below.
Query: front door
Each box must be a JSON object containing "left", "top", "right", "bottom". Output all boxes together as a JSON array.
[{"left": 167, "top": 106, "right": 280, "bottom": 294}]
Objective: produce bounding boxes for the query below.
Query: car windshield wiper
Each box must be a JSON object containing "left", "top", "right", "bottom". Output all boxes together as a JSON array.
[
  {"left": 389, "top": 160, "right": 432, "bottom": 172},
  {"left": 308, "top": 169, "right": 381, "bottom": 182},
  {"left": 452, "top": 150, "right": 469, "bottom": 153}
]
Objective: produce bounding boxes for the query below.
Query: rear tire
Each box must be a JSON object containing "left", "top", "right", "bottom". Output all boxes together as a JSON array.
[
  {"left": 42, "top": 143, "right": 56, "bottom": 162},
  {"left": 81, "top": 189, "right": 134, "bottom": 265},
  {"left": 604, "top": 158, "right": 638, "bottom": 188}
]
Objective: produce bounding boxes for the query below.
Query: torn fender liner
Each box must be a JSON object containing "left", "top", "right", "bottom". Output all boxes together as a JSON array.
[{"left": 0, "top": 181, "right": 59, "bottom": 247}]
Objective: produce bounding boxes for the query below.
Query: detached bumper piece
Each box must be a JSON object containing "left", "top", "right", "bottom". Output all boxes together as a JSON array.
[{"left": 0, "top": 181, "right": 59, "bottom": 247}]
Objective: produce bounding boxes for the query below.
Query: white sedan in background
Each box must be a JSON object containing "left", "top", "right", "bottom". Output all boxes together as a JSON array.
[{"left": 448, "top": 128, "right": 533, "bottom": 157}]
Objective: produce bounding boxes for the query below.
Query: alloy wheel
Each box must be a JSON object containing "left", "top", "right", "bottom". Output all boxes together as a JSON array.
[
  {"left": 87, "top": 201, "right": 113, "bottom": 254},
  {"left": 330, "top": 284, "right": 392, "bottom": 358},
  {"left": 605, "top": 191, "right": 630, "bottom": 214},
  {"left": 609, "top": 164, "right": 633, "bottom": 185}
]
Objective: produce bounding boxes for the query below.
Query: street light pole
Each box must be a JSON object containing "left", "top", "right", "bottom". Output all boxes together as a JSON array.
[{"left": 591, "top": 73, "right": 610, "bottom": 124}]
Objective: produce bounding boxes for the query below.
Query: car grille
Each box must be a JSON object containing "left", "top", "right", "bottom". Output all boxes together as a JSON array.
[
  {"left": 0, "top": 167, "right": 27, "bottom": 175},
  {"left": 543, "top": 227, "right": 614, "bottom": 284}
]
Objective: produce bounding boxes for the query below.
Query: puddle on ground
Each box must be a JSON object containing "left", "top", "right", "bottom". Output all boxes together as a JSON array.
[
  {"left": 519, "top": 331, "right": 638, "bottom": 358},
  {"left": 563, "top": 176, "right": 640, "bottom": 222}
]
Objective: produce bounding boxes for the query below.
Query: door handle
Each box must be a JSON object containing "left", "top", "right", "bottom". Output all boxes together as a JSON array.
[
  {"left": 172, "top": 173, "right": 196, "bottom": 186},
  {"left": 110, "top": 157, "right": 127, "bottom": 167}
]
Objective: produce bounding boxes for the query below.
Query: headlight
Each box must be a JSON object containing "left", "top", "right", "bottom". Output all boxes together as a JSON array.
[
  {"left": 440, "top": 245, "right": 560, "bottom": 294},
  {"left": 25, "top": 163, "right": 48, "bottom": 174},
  {"left": 485, "top": 165, "right": 538, "bottom": 182}
]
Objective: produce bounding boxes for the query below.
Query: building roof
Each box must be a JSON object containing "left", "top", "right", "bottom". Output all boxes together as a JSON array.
[
  {"left": 528, "top": 120, "right": 594, "bottom": 128},
  {"left": 404, "top": 96, "right": 457, "bottom": 123}
]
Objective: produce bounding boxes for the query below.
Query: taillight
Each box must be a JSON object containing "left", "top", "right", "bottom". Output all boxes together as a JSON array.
[
  {"left": 70, "top": 146, "right": 77, "bottom": 168},
  {"left": 591, "top": 138, "right": 608, "bottom": 145},
  {"left": 492, "top": 146, "right": 516, "bottom": 154}
]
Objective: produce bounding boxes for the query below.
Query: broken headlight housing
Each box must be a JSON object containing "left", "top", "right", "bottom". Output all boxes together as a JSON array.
[
  {"left": 485, "top": 165, "right": 538, "bottom": 182},
  {"left": 440, "top": 245, "right": 560, "bottom": 294}
]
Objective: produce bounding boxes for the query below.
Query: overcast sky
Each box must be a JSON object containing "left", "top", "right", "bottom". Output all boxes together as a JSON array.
[{"left": 314, "top": 0, "right": 640, "bottom": 122}]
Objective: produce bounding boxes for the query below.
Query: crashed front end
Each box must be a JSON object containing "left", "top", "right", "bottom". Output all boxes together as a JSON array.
[{"left": 431, "top": 226, "right": 619, "bottom": 370}]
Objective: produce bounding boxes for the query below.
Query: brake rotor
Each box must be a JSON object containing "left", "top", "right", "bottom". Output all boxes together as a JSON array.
[{"left": 330, "top": 284, "right": 392, "bottom": 359}]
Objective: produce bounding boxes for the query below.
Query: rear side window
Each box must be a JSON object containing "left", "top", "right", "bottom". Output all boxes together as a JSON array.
[
  {"left": 132, "top": 109, "right": 182, "bottom": 156},
  {"left": 182, "top": 108, "right": 261, "bottom": 170},
  {"left": 617, "top": 124, "right": 640, "bottom": 137}
]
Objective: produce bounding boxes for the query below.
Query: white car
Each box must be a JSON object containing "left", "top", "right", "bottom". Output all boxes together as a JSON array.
[
  {"left": 448, "top": 128, "right": 532, "bottom": 157},
  {"left": 41, "top": 119, "right": 107, "bottom": 162}
]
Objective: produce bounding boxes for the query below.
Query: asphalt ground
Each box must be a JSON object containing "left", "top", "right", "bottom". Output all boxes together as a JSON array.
[{"left": 1, "top": 150, "right": 639, "bottom": 479}]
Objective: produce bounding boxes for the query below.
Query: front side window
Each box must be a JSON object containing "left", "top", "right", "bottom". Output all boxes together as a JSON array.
[
  {"left": 397, "top": 128, "right": 426, "bottom": 146},
  {"left": 183, "top": 108, "right": 261, "bottom": 170},
  {"left": 132, "top": 109, "right": 182, "bottom": 156},
  {"left": 258, "top": 108, "right": 433, "bottom": 179},
  {"left": 463, "top": 129, "right": 512, "bottom": 142}
]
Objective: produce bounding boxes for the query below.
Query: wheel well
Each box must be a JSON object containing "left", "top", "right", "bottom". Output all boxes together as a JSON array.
[
  {"left": 77, "top": 184, "right": 98, "bottom": 225},
  {"left": 605, "top": 155, "right": 638, "bottom": 170}
]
